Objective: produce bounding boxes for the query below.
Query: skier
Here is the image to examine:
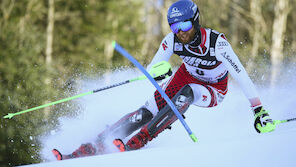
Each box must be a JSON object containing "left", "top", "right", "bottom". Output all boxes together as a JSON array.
[{"left": 53, "top": 0, "right": 276, "bottom": 160}]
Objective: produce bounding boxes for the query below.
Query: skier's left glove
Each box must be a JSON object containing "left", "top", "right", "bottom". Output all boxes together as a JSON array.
[{"left": 253, "top": 106, "right": 276, "bottom": 133}]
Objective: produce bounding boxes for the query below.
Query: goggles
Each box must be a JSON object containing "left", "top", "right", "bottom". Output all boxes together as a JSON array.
[{"left": 170, "top": 21, "right": 193, "bottom": 34}]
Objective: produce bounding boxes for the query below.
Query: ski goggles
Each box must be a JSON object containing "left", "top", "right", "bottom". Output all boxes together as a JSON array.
[{"left": 170, "top": 21, "right": 193, "bottom": 34}]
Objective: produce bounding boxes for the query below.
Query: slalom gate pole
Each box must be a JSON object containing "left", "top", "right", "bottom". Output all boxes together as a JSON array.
[
  {"left": 112, "top": 41, "right": 198, "bottom": 142},
  {"left": 3, "top": 61, "right": 171, "bottom": 119}
]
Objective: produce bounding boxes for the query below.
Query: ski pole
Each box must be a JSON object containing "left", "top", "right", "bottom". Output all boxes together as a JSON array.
[
  {"left": 3, "top": 61, "right": 172, "bottom": 119},
  {"left": 274, "top": 117, "right": 296, "bottom": 125},
  {"left": 113, "top": 41, "right": 198, "bottom": 142}
]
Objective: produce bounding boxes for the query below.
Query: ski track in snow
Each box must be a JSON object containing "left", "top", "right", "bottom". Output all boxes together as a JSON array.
[{"left": 34, "top": 68, "right": 296, "bottom": 166}]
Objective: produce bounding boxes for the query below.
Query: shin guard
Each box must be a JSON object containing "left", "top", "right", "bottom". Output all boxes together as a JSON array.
[
  {"left": 93, "top": 107, "right": 153, "bottom": 153},
  {"left": 126, "top": 85, "right": 194, "bottom": 150},
  {"left": 98, "top": 107, "right": 153, "bottom": 140}
]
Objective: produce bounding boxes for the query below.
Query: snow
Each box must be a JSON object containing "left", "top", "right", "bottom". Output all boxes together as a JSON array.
[{"left": 20, "top": 68, "right": 296, "bottom": 167}]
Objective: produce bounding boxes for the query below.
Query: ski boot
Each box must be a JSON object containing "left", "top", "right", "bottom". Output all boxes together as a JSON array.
[
  {"left": 113, "top": 123, "right": 153, "bottom": 152},
  {"left": 113, "top": 139, "right": 127, "bottom": 152},
  {"left": 52, "top": 149, "right": 73, "bottom": 160}
]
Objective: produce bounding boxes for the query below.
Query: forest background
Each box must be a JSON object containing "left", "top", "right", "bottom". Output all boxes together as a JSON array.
[{"left": 0, "top": 0, "right": 295, "bottom": 166}]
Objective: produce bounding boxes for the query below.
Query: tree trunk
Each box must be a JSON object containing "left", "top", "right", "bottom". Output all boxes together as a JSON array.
[
  {"left": 45, "top": 0, "right": 55, "bottom": 117},
  {"left": 141, "top": 0, "right": 165, "bottom": 64},
  {"left": 229, "top": 0, "right": 239, "bottom": 47},
  {"left": 247, "top": 0, "right": 266, "bottom": 72},
  {"left": 46, "top": 0, "right": 55, "bottom": 65},
  {"left": 104, "top": 40, "right": 114, "bottom": 68},
  {"left": 0, "top": 0, "right": 15, "bottom": 29},
  {"left": 270, "top": 0, "right": 290, "bottom": 88}
]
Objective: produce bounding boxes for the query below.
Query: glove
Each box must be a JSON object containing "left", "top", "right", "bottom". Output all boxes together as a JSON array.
[
  {"left": 148, "top": 61, "right": 172, "bottom": 81},
  {"left": 153, "top": 69, "right": 172, "bottom": 81},
  {"left": 253, "top": 106, "right": 276, "bottom": 133}
]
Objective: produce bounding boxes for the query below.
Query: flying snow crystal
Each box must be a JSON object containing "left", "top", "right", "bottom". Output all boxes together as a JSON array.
[{"left": 50, "top": 130, "right": 56, "bottom": 136}]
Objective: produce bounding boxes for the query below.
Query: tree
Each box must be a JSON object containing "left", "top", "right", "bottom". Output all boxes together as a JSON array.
[
  {"left": 270, "top": 0, "right": 291, "bottom": 87},
  {"left": 247, "top": 0, "right": 267, "bottom": 72}
]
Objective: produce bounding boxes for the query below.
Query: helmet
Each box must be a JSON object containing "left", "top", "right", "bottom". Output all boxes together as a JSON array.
[{"left": 167, "top": 0, "right": 200, "bottom": 30}]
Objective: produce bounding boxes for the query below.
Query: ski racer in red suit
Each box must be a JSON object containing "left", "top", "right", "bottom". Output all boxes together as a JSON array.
[{"left": 53, "top": 0, "right": 277, "bottom": 160}]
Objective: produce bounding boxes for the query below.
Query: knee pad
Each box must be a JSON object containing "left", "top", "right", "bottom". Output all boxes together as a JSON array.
[
  {"left": 128, "top": 107, "right": 153, "bottom": 124},
  {"left": 104, "top": 107, "right": 153, "bottom": 139},
  {"left": 174, "top": 84, "right": 194, "bottom": 111}
]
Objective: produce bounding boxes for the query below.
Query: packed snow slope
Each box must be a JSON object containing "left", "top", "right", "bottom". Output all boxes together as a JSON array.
[{"left": 22, "top": 68, "right": 296, "bottom": 167}]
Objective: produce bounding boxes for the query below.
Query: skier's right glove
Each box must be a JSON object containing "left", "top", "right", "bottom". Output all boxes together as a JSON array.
[
  {"left": 253, "top": 106, "right": 276, "bottom": 133},
  {"left": 153, "top": 68, "right": 172, "bottom": 81},
  {"left": 148, "top": 61, "right": 172, "bottom": 81}
]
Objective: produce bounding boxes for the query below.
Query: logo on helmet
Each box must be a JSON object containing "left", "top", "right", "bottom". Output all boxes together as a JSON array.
[
  {"left": 172, "top": 7, "right": 179, "bottom": 13},
  {"left": 170, "top": 7, "right": 182, "bottom": 18}
]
